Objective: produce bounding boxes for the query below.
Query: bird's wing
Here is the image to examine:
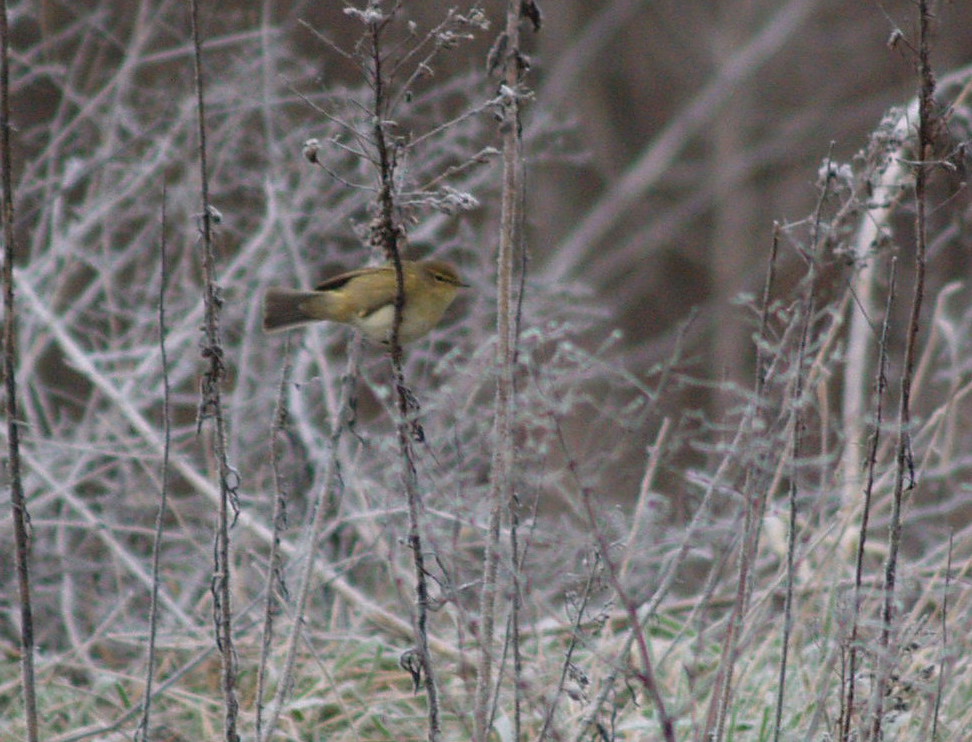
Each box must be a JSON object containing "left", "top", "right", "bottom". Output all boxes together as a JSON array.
[
  {"left": 313, "top": 265, "right": 384, "bottom": 292},
  {"left": 314, "top": 265, "right": 400, "bottom": 319}
]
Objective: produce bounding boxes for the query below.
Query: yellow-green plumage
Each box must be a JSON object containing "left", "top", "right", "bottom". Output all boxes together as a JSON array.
[{"left": 262, "top": 259, "right": 465, "bottom": 344}]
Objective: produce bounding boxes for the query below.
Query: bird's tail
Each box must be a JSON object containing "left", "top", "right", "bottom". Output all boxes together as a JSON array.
[{"left": 262, "top": 288, "right": 325, "bottom": 332}]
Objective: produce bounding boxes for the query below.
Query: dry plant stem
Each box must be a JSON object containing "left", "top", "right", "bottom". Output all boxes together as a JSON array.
[
  {"left": 258, "top": 339, "right": 362, "bottom": 742},
  {"left": 704, "top": 221, "right": 785, "bottom": 742},
  {"left": 576, "top": 287, "right": 784, "bottom": 742},
  {"left": 930, "top": 533, "right": 953, "bottom": 740},
  {"left": 618, "top": 417, "right": 672, "bottom": 583},
  {"left": 1, "top": 0, "right": 38, "bottom": 738},
  {"left": 770, "top": 161, "right": 837, "bottom": 741},
  {"left": 756, "top": 227, "right": 781, "bottom": 391},
  {"left": 474, "top": 3, "right": 524, "bottom": 740},
  {"left": 869, "top": 6, "right": 934, "bottom": 738},
  {"left": 188, "top": 2, "right": 240, "bottom": 739},
  {"left": 556, "top": 419, "right": 676, "bottom": 742},
  {"left": 507, "top": 212, "right": 531, "bottom": 742},
  {"left": 735, "top": 226, "right": 781, "bottom": 621},
  {"left": 506, "top": 499, "right": 524, "bottom": 740},
  {"left": 840, "top": 257, "right": 896, "bottom": 742},
  {"left": 135, "top": 192, "right": 172, "bottom": 742},
  {"left": 366, "top": 10, "right": 441, "bottom": 740},
  {"left": 255, "top": 334, "right": 293, "bottom": 740},
  {"left": 538, "top": 555, "right": 600, "bottom": 742},
  {"left": 772, "top": 238, "right": 816, "bottom": 742}
]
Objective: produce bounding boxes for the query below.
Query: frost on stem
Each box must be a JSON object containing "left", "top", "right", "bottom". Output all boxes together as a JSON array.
[{"left": 344, "top": 7, "right": 387, "bottom": 26}]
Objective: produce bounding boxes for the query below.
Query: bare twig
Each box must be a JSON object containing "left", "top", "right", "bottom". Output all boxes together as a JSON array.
[
  {"left": 841, "top": 257, "right": 896, "bottom": 742},
  {"left": 548, "top": 409, "right": 676, "bottom": 742},
  {"left": 930, "top": 532, "right": 953, "bottom": 740},
  {"left": 187, "top": 2, "right": 240, "bottom": 739},
  {"left": 363, "top": 8, "right": 441, "bottom": 740},
  {"left": 870, "top": 2, "right": 935, "bottom": 738},
  {"left": 772, "top": 164, "right": 830, "bottom": 742},
  {"left": 257, "top": 338, "right": 362, "bottom": 742},
  {"left": 255, "top": 334, "right": 293, "bottom": 740},
  {"left": 134, "top": 188, "right": 172, "bottom": 742},
  {"left": 1, "top": 0, "right": 38, "bottom": 737},
  {"left": 538, "top": 554, "right": 600, "bottom": 742},
  {"left": 473, "top": 2, "right": 527, "bottom": 740}
]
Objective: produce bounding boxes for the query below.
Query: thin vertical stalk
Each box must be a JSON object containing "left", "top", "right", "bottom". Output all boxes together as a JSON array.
[
  {"left": 538, "top": 556, "right": 599, "bottom": 742},
  {"left": 869, "top": 2, "right": 933, "bottom": 738},
  {"left": 930, "top": 532, "right": 953, "bottom": 740},
  {"left": 256, "top": 334, "right": 293, "bottom": 740},
  {"left": 135, "top": 190, "right": 172, "bottom": 742},
  {"left": 706, "top": 186, "right": 821, "bottom": 742},
  {"left": 366, "top": 9, "right": 441, "bottom": 740},
  {"left": 473, "top": 2, "right": 523, "bottom": 740},
  {"left": 188, "top": 2, "right": 240, "bottom": 740},
  {"left": 771, "top": 254, "right": 813, "bottom": 742},
  {"left": 559, "top": 420, "right": 676, "bottom": 742},
  {"left": 840, "top": 257, "right": 896, "bottom": 742},
  {"left": 1, "top": 0, "right": 38, "bottom": 737},
  {"left": 257, "top": 339, "right": 361, "bottom": 742},
  {"left": 769, "top": 167, "right": 838, "bottom": 740}
]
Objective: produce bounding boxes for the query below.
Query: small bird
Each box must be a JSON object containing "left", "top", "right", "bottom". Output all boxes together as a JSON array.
[{"left": 262, "top": 259, "right": 467, "bottom": 344}]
